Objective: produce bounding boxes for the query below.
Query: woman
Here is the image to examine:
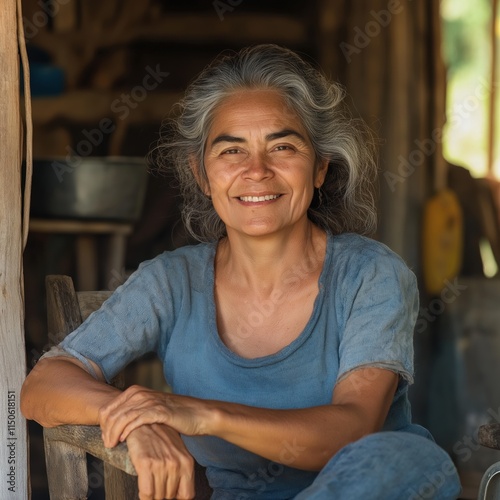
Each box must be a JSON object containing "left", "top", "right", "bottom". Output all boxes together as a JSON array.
[{"left": 21, "top": 45, "right": 461, "bottom": 499}]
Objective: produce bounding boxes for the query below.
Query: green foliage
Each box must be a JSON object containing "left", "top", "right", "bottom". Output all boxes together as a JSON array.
[{"left": 441, "top": 0, "right": 494, "bottom": 177}]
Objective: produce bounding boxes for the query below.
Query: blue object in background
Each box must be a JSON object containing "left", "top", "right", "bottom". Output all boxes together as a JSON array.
[
  {"left": 23, "top": 63, "right": 65, "bottom": 97},
  {"left": 20, "top": 45, "right": 65, "bottom": 97}
]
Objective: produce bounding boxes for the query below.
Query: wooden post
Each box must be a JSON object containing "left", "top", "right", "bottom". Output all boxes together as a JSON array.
[{"left": 0, "top": 0, "right": 29, "bottom": 498}]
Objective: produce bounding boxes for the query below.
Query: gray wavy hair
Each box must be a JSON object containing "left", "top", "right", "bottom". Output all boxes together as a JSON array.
[{"left": 154, "top": 44, "right": 378, "bottom": 242}]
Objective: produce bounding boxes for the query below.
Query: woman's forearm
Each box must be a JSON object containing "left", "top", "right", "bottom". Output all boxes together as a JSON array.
[
  {"left": 204, "top": 369, "right": 396, "bottom": 470},
  {"left": 99, "top": 368, "right": 397, "bottom": 471},
  {"left": 206, "top": 401, "right": 372, "bottom": 471},
  {"left": 20, "top": 357, "right": 120, "bottom": 427}
]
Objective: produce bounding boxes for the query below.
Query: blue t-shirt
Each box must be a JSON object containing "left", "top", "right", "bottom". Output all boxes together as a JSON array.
[{"left": 60, "top": 232, "right": 419, "bottom": 499}]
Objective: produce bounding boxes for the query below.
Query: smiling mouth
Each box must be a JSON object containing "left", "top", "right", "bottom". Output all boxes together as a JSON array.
[{"left": 238, "top": 194, "right": 281, "bottom": 202}]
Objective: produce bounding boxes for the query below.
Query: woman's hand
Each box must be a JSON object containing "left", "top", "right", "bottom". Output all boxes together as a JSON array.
[
  {"left": 99, "top": 385, "right": 210, "bottom": 448},
  {"left": 126, "top": 423, "right": 195, "bottom": 500}
]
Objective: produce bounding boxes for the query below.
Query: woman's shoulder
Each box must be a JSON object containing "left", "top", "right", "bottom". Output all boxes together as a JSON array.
[
  {"left": 327, "top": 233, "right": 418, "bottom": 316},
  {"left": 331, "top": 232, "right": 410, "bottom": 267},
  {"left": 131, "top": 241, "right": 217, "bottom": 291},
  {"left": 328, "top": 232, "right": 416, "bottom": 288},
  {"left": 141, "top": 241, "right": 215, "bottom": 267}
]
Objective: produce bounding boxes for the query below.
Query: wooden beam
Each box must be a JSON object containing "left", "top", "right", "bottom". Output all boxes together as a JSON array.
[
  {"left": 0, "top": 0, "right": 29, "bottom": 498},
  {"left": 488, "top": 0, "right": 499, "bottom": 176}
]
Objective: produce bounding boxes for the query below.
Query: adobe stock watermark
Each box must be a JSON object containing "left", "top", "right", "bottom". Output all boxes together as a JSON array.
[
  {"left": 384, "top": 77, "right": 494, "bottom": 192},
  {"left": 23, "top": 0, "right": 71, "bottom": 40},
  {"left": 340, "top": 0, "right": 412, "bottom": 63},
  {"left": 453, "top": 406, "right": 500, "bottom": 464},
  {"left": 86, "top": 458, "right": 105, "bottom": 497},
  {"left": 406, "top": 457, "right": 458, "bottom": 500},
  {"left": 6, "top": 391, "right": 17, "bottom": 494},
  {"left": 51, "top": 65, "right": 169, "bottom": 182},
  {"left": 213, "top": 0, "right": 243, "bottom": 21},
  {"left": 407, "top": 404, "right": 500, "bottom": 498}
]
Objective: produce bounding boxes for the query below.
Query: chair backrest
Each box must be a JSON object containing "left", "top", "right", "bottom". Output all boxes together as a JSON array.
[{"left": 43, "top": 275, "right": 212, "bottom": 499}]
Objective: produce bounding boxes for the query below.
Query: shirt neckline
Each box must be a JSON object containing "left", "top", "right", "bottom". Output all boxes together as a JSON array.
[{"left": 206, "top": 232, "right": 334, "bottom": 367}]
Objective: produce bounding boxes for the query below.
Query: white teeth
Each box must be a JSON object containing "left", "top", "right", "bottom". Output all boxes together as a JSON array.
[{"left": 239, "top": 194, "right": 280, "bottom": 202}]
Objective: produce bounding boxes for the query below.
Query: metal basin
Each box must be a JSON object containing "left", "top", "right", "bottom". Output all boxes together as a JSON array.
[{"left": 31, "top": 157, "right": 149, "bottom": 221}]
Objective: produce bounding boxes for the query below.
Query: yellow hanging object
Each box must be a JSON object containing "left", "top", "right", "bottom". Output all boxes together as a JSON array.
[{"left": 422, "top": 188, "right": 463, "bottom": 295}]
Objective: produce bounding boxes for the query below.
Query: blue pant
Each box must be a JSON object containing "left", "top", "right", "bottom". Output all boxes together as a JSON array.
[{"left": 294, "top": 428, "right": 462, "bottom": 499}]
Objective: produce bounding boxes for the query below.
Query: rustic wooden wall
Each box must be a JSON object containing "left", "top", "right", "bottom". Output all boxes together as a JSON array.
[
  {"left": 0, "top": 1, "right": 29, "bottom": 499},
  {"left": 330, "top": 0, "right": 445, "bottom": 271}
]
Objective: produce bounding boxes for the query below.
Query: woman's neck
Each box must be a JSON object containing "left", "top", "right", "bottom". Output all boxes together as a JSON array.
[{"left": 216, "top": 223, "right": 327, "bottom": 296}]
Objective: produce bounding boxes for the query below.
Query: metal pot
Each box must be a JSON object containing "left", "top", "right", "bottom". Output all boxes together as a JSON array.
[{"left": 30, "top": 157, "right": 149, "bottom": 221}]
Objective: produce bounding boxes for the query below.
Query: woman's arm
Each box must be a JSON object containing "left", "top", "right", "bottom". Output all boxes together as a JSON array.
[
  {"left": 99, "top": 367, "right": 398, "bottom": 471},
  {"left": 20, "top": 356, "right": 119, "bottom": 427},
  {"left": 21, "top": 356, "right": 196, "bottom": 500},
  {"left": 209, "top": 368, "right": 398, "bottom": 470}
]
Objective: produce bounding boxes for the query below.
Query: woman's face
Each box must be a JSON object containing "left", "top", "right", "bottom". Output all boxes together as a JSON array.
[{"left": 202, "top": 89, "right": 328, "bottom": 239}]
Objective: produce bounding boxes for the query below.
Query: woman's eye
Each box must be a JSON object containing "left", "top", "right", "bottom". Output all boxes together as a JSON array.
[
  {"left": 221, "top": 148, "right": 240, "bottom": 155},
  {"left": 274, "top": 145, "right": 293, "bottom": 152}
]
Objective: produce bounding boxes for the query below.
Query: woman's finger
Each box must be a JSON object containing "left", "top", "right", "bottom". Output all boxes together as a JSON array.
[
  {"left": 100, "top": 388, "right": 171, "bottom": 447},
  {"left": 157, "top": 425, "right": 195, "bottom": 499},
  {"left": 136, "top": 468, "right": 155, "bottom": 500},
  {"left": 119, "top": 416, "right": 151, "bottom": 443},
  {"left": 103, "top": 408, "right": 143, "bottom": 447},
  {"left": 164, "top": 464, "right": 181, "bottom": 499},
  {"left": 127, "top": 424, "right": 195, "bottom": 500},
  {"left": 106, "top": 405, "right": 170, "bottom": 447},
  {"left": 176, "top": 468, "right": 196, "bottom": 499}
]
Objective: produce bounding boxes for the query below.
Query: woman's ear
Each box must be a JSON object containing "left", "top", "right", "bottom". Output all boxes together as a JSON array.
[
  {"left": 314, "top": 158, "right": 329, "bottom": 188},
  {"left": 189, "top": 155, "right": 211, "bottom": 196}
]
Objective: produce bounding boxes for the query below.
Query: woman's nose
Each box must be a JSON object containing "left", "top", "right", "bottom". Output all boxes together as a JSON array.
[{"left": 243, "top": 155, "right": 273, "bottom": 180}]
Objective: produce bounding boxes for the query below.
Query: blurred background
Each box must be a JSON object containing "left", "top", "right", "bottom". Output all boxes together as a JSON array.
[{"left": 20, "top": 0, "right": 500, "bottom": 497}]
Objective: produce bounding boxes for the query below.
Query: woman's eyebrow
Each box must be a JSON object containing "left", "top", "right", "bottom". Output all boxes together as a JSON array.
[
  {"left": 210, "top": 135, "right": 246, "bottom": 147},
  {"left": 210, "top": 129, "right": 306, "bottom": 148},
  {"left": 266, "top": 129, "right": 306, "bottom": 142}
]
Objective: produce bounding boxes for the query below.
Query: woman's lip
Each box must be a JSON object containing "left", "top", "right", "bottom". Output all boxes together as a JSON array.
[{"left": 237, "top": 194, "right": 282, "bottom": 202}]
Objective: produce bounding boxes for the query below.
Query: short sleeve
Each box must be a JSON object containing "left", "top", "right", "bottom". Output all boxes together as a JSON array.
[
  {"left": 337, "top": 247, "right": 418, "bottom": 384},
  {"left": 59, "top": 255, "right": 176, "bottom": 383}
]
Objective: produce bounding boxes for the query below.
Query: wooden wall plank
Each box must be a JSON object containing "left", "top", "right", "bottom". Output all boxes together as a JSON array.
[{"left": 0, "top": 1, "right": 29, "bottom": 498}]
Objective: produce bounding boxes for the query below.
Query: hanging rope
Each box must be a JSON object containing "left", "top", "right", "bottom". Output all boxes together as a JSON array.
[{"left": 16, "top": 0, "right": 32, "bottom": 249}]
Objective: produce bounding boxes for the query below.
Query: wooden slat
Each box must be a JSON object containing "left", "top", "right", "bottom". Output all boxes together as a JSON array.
[
  {"left": 104, "top": 462, "right": 139, "bottom": 500},
  {"left": 487, "top": 0, "right": 499, "bottom": 175},
  {"left": 43, "top": 430, "right": 88, "bottom": 500},
  {"left": 31, "top": 219, "right": 133, "bottom": 235},
  {"left": 77, "top": 291, "right": 113, "bottom": 321},
  {"left": 30, "top": 90, "right": 183, "bottom": 125},
  {"left": 36, "top": 13, "right": 306, "bottom": 52},
  {"left": 315, "top": 0, "right": 344, "bottom": 80},
  {"left": 44, "top": 425, "right": 137, "bottom": 476},
  {"left": 46, "top": 275, "right": 82, "bottom": 343},
  {"left": 52, "top": 0, "right": 78, "bottom": 33},
  {"left": 44, "top": 275, "right": 135, "bottom": 496},
  {"left": 0, "top": 1, "right": 29, "bottom": 497}
]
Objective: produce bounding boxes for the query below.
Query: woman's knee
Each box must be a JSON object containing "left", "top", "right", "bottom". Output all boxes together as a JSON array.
[{"left": 304, "top": 431, "right": 462, "bottom": 500}]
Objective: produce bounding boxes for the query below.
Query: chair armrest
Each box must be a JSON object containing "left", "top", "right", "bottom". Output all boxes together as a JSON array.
[
  {"left": 44, "top": 424, "right": 137, "bottom": 475},
  {"left": 479, "top": 423, "right": 500, "bottom": 450}
]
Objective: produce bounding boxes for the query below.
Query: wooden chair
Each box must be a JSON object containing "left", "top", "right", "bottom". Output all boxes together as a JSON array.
[{"left": 42, "top": 274, "right": 212, "bottom": 499}]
